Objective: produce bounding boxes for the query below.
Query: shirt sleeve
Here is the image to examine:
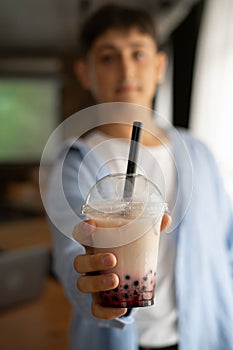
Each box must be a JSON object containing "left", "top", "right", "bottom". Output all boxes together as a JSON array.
[
  {"left": 46, "top": 144, "right": 136, "bottom": 328},
  {"left": 189, "top": 135, "right": 233, "bottom": 278}
]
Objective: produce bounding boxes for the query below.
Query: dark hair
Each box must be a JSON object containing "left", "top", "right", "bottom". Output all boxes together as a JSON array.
[{"left": 78, "top": 3, "right": 158, "bottom": 57}]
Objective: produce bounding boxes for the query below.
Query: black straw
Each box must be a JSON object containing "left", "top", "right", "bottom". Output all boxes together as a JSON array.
[{"left": 123, "top": 121, "right": 143, "bottom": 199}]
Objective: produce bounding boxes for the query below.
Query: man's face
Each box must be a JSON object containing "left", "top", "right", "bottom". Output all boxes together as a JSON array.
[{"left": 76, "top": 28, "right": 166, "bottom": 109}]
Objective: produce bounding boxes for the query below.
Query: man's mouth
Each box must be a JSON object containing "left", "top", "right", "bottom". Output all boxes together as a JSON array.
[{"left": 115, "top": 81, "right": 140, "bottom": 94}]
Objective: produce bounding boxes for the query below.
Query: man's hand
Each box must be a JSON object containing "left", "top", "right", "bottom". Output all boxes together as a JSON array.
[
  {"left": 73, "top": 213, "right": 171, "bottom": 320},
  {"left": 73, "top": 220, "right": 127, "bottom": 320}
]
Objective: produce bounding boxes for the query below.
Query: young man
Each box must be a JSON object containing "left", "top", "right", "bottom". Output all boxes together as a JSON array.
[{"left": 47, "top": 4, "right": 233, "bottom": 350}]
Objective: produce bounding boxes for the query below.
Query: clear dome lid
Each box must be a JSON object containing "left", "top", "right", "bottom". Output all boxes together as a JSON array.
[
  {"left": 81, "top": 173, "right": 167, "bottom": 217},
  {"left": 74, "top": 173, "right": 167, "bottom": 247}
]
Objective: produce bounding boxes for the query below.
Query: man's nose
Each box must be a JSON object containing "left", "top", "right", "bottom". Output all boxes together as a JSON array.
[{"left": 118, "top": 55, "right": 134, "bottom": 79}]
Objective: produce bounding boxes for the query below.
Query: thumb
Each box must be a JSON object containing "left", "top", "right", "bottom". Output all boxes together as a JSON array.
[{"left": 160, "top": 213, "right": 172, "bottom": 232}]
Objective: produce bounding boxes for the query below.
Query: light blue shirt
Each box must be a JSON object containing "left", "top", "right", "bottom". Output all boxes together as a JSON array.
[{"left": 47, "top": 128, "right": 233, "bottom": 350}]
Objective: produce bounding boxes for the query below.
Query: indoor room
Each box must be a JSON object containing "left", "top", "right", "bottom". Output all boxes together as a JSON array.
[{"left": 1, "top": 1, "right": 232, "bottom": 350}]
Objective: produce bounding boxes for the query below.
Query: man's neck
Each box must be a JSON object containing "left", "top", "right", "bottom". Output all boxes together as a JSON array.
[{"left": 97, "top": 123, "right": 169, "bottom": 147}]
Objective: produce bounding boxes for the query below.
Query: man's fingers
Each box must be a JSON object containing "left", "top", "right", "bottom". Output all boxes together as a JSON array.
[
  {"left": 72, "top": 219, "right": 96, "bottom": 244},
  {"left": 92, "top": 294, "right": 127, "bottom": 320},
  {"left": 74, "top": 252, "right": 117, "bottom": 274},
  {"left": 77, "top": 273, "right": 119, "bottom": 293}
]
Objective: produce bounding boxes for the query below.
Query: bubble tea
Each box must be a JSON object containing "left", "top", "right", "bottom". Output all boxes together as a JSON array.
[{"left": 73, "top": 173, "right": 167, "bottom": 308}]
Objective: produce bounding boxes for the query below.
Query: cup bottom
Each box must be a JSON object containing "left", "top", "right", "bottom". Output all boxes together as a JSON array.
[
  {"left": 100, "top": 297, "right": 154, "bottom": 308},
  {"left": 99, "top": 273, "right": 156, "bottom": 308}
]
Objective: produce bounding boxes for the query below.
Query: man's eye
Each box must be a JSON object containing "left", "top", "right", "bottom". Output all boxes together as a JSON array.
[
  {"left": 134, "top": 51, "right": 144, "bottom": 60},
  {"left": 100, "top": 55, "right": 114, "bottom": 63}
]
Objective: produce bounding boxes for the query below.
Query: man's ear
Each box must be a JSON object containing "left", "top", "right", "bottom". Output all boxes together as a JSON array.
[
  {"left": 155, "top": 51, "right": 167, "bottom": 84},
  {"left": 74, "top": 59, "right": 90, "bottom": 90}
]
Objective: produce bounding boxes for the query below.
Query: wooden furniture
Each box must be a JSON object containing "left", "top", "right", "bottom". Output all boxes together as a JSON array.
[
  {"left": 0, "top": 217, "right": 72, "bottom": 350},
  {"left": 0, "top": 217, "right": 52, "bottom": 250}
]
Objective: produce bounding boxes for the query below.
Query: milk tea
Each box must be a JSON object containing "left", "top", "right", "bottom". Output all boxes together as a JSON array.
[{"left": 86, "top": 204, "right": 163, "bottom": 308}]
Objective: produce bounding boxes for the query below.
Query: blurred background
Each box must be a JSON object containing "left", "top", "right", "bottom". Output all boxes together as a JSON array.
[
  {"left": 0, "top": 0, "right": 232, "bottom": 349},
  {"left": 0, "top": 0, "right": 205, "bottom": 221}
]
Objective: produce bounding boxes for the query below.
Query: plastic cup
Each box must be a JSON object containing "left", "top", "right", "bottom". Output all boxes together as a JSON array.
[{"left": 73, "top": 173, "right": 167, "bottom": 308}]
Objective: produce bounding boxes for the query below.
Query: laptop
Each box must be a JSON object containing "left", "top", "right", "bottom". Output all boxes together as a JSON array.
[{"left": 0, "top": 245, "right": 50, "bottom": 309}]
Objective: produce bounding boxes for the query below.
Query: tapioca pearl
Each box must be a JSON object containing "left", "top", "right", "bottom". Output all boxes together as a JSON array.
[
  {"left": 123, "top": 284, "right": 129, "bottom": 290},
  {"left": 141, "top": 285, "right": 147, "bottom": 291},
  {"left": 149, "top": 269, "right": 153, "bottom": 274},
  {"left": 143, "top": 276, "right": 148, "bottom": 281},
  {"left": 124, "top": 293, "right": 129, "bottom": 299},
  {"left": 133, "top": 290, "right": 138, "bottom": 296},
  {"left": 112, "top": 295, "right": 119, "bottom": 302},
  {"left": 125, "top": 275, "right": 131, "bottom": 280},
  {"left": 154, "top": 272, "right": 156, "bottom": 276},
  {"left": 133, "top": 280, "right": 139, "bottom": 287}
]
